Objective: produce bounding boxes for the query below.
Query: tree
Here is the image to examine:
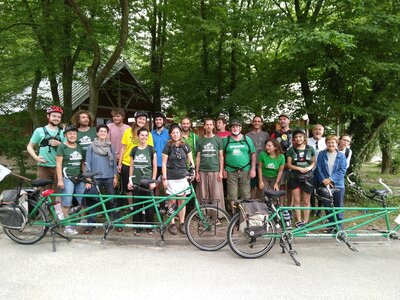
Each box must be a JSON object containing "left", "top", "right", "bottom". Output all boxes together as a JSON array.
[{"left": 67, "top": 0, "right": 129, "bottom": 116}]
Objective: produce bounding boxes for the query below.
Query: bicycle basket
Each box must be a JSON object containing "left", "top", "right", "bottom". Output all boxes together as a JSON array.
[
  {"left": 239, "top": 201, "right": 269, "bottom": 233},
  {"left": 0, "top": 204, "right": 28, "bottom": 230}
]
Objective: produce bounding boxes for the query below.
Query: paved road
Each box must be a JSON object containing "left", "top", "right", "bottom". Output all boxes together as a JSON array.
[{"left": 0, "top": 231, "right": 399, "bottom": 300}]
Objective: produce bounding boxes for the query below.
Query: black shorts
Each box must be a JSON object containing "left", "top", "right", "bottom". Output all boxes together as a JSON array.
[{"left": 287, "top": 176, "right": 314, "bottom": 194}]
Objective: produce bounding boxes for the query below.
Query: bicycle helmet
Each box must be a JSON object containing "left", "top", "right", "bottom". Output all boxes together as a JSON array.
[
  {"left": 63, "top": 125, "right": 78, "bottom": 134},
  {"left": 230, "top": 119, "right": 242, "bottom": 127},
  {"left": 292, "top": 128, "right": 306, "bottom": 137},
  {"left": 154, "top": 111, "right": 166, "bottom": 120},
  {"left": 134, "top": 111, "right": 148, "bottom": 119},
  {"left": 46, "top": 106, "right": 64, "bottom": 115},
  {"left": 168, "top": 123, "right": 182, "bottom": 134}
]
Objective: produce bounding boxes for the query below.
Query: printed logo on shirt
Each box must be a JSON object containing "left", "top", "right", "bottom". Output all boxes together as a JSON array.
[{"left": 79, "top": 136, "right": 93, "bottom": 146}]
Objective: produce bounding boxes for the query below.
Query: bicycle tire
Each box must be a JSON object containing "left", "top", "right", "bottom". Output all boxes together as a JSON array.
[
  {"left": 185, "top": 205, "right": 231, "bottom": 251},
  {"left": 227, "top": 213, "right": 277, "bottom": 258},
  {"left": 3, "top": 199, "right": 49, "bottom": 245}
]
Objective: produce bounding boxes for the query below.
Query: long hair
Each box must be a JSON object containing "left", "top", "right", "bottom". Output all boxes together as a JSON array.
[
  {"left": 71, "top": 110, "right": 94, "bottom": 127},
  {"left": 264, "top": 138, "right": 283, "bottom": 156}
]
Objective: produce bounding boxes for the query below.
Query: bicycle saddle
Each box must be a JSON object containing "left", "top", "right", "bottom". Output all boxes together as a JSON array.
[
  {"left": 317, "top": 187, "right": 340, "bottom": 197},
  {"left": 264, "top": 190, "right": 286, "bottom": 199},
  {"left": 139, "top": 179, "right": 158, "bottom": 187},
  {"left": 81, "top": 172, "right": 103, "bottom": 178},
  {"left": 370, "top": 189, "right": 389, "bottom": 197},
  {"left": 31, "top": 179, "right": 53, "bottom": 187}
]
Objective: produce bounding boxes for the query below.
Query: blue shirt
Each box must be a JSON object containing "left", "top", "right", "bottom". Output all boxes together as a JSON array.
[
  {"left": 85, "top": 144, "right": 117, "bottom": 179},
  {"left": 315, "top": 149, "right": 347, "bottom": 188},
  {"left": 151, "top": 128, "right": 170, "bottom": 167}
]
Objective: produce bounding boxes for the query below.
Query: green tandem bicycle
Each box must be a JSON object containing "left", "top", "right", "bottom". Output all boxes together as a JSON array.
[
  {"left": 0, "top": 165, "right": 231, "bottom": 252},
  {"left": 227, "top": 175, "right": 400, "bottom": 266}
]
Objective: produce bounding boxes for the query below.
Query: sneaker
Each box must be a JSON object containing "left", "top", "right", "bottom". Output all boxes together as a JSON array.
[
  {"left": 116, "top": 227, "right": 123, "bottom": 233},
  {"left": 215, "top": 219, "right": 221, "bottom": 226},
  {"left": 179, "top": 223, "right": 186, "bottom": 234},
  {"left": 68, "top": 205, "right": 82, "bottom": 215},
  {"left": 169, "top": 224, "right": 178, "bottom": 235},
  {"left": 295, "top": 221, "right": 305, "bottom": 228},
  {"left": 84, "top": 226, "right": 95, "bottom": 234},
  {"left": 133, "top": 229, "right": 142, "bottom": 236},
  {"left": 64, "top": 226, "right": 78, "bottom": 235},
  {"left": 147, "top": 229, "right": 154, "bottom": 235}
]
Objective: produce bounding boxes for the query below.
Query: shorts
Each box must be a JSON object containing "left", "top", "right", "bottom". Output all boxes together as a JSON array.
[
  {"left": 287, "top": 174, "right": 314, "bottom": 194},
  {"left": 166, "top": 178, "right": 191, "bottom": 196}
]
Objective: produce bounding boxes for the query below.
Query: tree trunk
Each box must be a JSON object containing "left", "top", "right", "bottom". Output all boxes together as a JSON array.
[
  {"left": 347, "top": 116, "right": 388, "bottom": 174},
  {"left": 379, "top": 125, "right": 393, "bottom": 174},
  {"left": 68, "top": 0, "right": 129, "bottom": 117},
  {"left": 28, "top": 69, "right": 42, "bottom": 128}
]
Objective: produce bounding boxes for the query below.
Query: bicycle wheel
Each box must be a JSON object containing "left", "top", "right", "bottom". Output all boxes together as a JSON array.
[
  {"left": 227, "top": 213, "right": 277, "bottom": 258},
  {"left": 185, "top": 205, "right": 231, "bottom": 251},
  {"left": 3, "top": 199, "right": 49, "bottom": 244}
]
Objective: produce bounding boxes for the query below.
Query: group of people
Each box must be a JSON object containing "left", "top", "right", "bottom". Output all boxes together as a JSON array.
[{"left": 27, "top": 106, "right": 353, "bottom": 235}]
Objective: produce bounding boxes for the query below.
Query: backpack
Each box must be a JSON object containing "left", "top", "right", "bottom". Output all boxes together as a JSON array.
[
  {"left": 292, "top": 145, "right": 312, "bottom": 164},
  {"left": 344, "top": 148, "right": 350, "bottom": 159},
  {"left": 274, "top": 129, "right": 292, "bottom": 153},
  {"left": 39, "top": 126, "right": 62, "bottom": 152},
  {"left": 224, "top": 134, "right": 252, "bottom": 170}
]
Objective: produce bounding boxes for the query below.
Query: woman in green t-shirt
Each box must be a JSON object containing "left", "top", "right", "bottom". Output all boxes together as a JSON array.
[
  {"left": 56, "top": 125, "right": 85, "bottom": 235},
  {"left": 258, "top": 139, "right": 285, "bottom": 199}
]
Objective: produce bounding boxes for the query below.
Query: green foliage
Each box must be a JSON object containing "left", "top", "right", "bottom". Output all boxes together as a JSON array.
[{"left": 0, "top": 112, "right": 31, "bottom": 175}]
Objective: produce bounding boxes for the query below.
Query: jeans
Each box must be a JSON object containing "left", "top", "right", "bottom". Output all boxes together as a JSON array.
[
  {"left": 60, "top": 177, "right": 85, "bottom": 207},
  {"left": 323, "top": 187, "right": 345, "bottom": 229},
  {"left": 84, "top": 178, "right": 116, "bottom": 224}
]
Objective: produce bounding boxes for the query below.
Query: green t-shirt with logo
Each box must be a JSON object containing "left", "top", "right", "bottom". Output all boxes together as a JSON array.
[
  {"left": 56, "top": 143, "right": 83, "bottom": 177},
  {"left": 223, "top": 135, "right": 256, "bottom": 172},
  {"left": 77, "top": 127, "right": 97, "bottom": 159},
  {"left": 258, "top": 152, "right": 285, "bottom": 178},
  {"left": 196, "top": 136, "right": 223, "bottom": 172},
  {"left": 130, "top": 146, "right": 154, "bottom": 184}
]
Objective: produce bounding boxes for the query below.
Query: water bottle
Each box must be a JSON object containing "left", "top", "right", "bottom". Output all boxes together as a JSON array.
[
  {"left": 54, "top": 202, "right": 64, "bottom": 220},
  {"left": 166, "top": 203, "right": 178, "bottom": 216},
  {"left": 282, "top": 210, "right": 292, "bottom": 229}
]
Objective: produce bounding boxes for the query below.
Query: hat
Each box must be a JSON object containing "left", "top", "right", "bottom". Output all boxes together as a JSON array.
[
  {"left": 63, "top": 125, "right": 78, "bottom": 134},
  {"left": 230, "top": 119, "right": 242, "bottom": 127},
  {"left": 278, "top": 113, "right": 290, "bottom": 120}
]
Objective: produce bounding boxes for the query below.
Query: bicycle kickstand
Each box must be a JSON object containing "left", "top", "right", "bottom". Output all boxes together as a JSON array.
[
  {"left": 50, "top": 225, "right": 71, "bottom": 252},
  {"left": 336, "top": 231, "right": 358, "bottom": 252},
  {"left": 279, "top": 233, "right": 301, "bottom": 266},
  {"left": 158, "top": 224, "right": 166, "bottom": 247},
  {"left": 102, "top": 223, "right": 112, "bottom": 242}
]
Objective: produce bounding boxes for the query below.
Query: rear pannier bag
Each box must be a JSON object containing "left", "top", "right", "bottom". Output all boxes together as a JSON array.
[
  {"left": 239, "top": 201, "right": 269, "bottom": 233},
  {"left": 0, "top": 189, "right": 28, "bottom": 230},
  {"left": 0, "top": 205, "right": 27, "bottom": 230}
]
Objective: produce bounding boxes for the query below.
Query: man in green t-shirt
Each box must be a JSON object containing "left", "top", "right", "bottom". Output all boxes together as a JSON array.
[
  {"left": 195, "top": 118, "right": 225, "bottom": 212},
  {"left": 223, "top": 120, "right": 256, "bottom": 213},
  {"left": 71, "top": 110, "right": 97, "bottom": 160},
  {"left": 26, "top": 106, "right": 65, "bottom": 188}
]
